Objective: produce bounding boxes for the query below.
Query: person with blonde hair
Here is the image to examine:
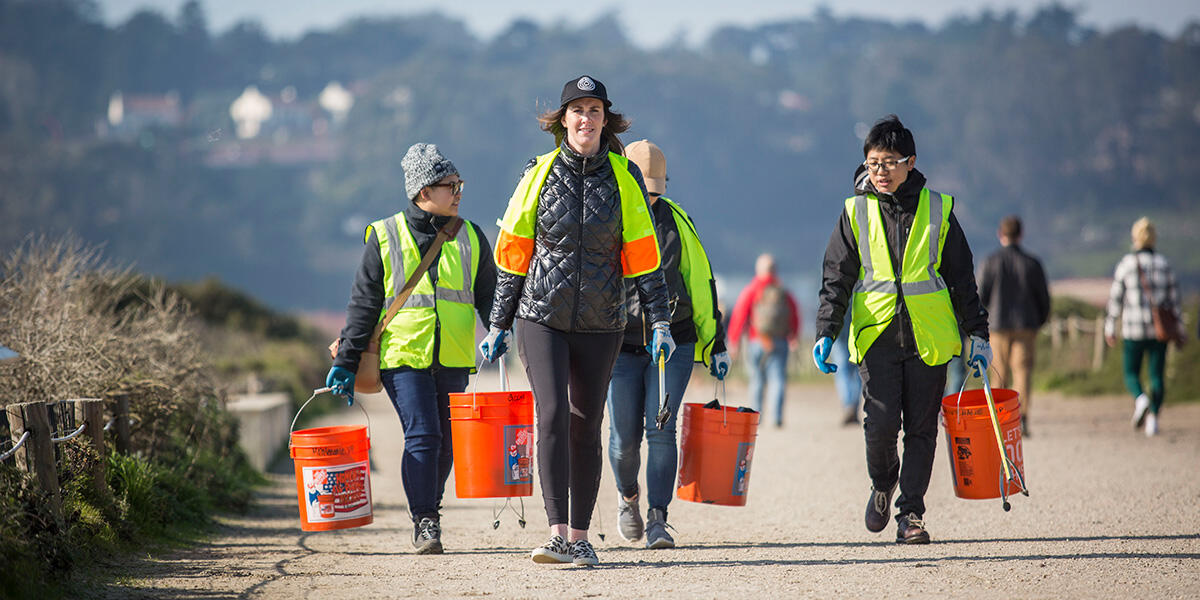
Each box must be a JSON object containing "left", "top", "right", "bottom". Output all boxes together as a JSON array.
[{"left": 1103, "top": 217, "right": 1185, "bottom": 436}]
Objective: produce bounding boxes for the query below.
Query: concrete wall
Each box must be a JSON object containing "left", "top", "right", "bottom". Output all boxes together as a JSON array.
[{"left": 226, "top": 392, "right": 291, "bottom": 472}]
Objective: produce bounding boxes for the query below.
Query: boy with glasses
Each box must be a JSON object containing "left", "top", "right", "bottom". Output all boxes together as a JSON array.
[{"left": 812, "top": 115, "right": 990, "bottom": 544}]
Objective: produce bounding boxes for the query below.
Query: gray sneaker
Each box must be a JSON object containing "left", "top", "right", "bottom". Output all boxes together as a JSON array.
[
  {"left": 645, "top": 508, "right": 675, "bottom": 549},
  {"left": 617, "top": 493, "right": 644, "bottom": 542},
  {"left": 412, "top": 517, "right": 443, "bottom": 555}
]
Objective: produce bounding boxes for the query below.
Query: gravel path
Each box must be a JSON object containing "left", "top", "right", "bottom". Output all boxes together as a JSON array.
[{"left": 105, "top": 370, "right": 1200, "bottom": 599}]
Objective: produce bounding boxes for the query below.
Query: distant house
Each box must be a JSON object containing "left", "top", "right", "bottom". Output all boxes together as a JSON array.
[{"left": 103, "top": 91, "right": 184, "bottom": 137}]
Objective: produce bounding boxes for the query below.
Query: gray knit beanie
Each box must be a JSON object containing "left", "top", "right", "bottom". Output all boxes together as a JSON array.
[{"left": 402, "top": 143, "right": 458, "bottom": 201}]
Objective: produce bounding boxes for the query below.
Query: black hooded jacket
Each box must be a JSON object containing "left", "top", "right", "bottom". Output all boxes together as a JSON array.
[
  {"left": 489, "top": 140, "right": 671, "bottom": 333},
  {"left": 815, "top": 165, "right": 988, "bottom": 359},
  {"left": 333, "top": 201, "right": 497, "bottom": 372}
]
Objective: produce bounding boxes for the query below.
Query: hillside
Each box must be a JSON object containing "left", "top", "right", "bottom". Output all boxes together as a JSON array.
[{"left": 1, "top": 0, "right": 1198, "bottom": 309}]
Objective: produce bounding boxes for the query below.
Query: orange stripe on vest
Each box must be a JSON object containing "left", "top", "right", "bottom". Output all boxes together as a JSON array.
[
  {"left": 496, "top": 230, "right": 535, "bottom": 275},
  {"left": 621, "top": 234, "right": 660, "bottom": 277}
]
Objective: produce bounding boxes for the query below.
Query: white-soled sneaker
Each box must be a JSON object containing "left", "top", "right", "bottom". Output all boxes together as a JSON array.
[
  {"left": 1132, "top": 393, "right": 1150, "bottom": 428},
  {"left": 1145, "top": 413, "right": 1159, "bottom": 437},
  {"left": 531, "top": 535, "right": 572, "bottom": 564},
  {"left": 617, "top": 493, "right": 644, "bottom": 541},
  {"left": 570, "top": 539, "right": 599, "bottom": 566},
  {"left": 645, "top": 508, "right": 676, "bottom": 549}
]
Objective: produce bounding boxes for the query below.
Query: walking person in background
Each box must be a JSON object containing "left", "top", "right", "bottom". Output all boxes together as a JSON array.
[
  {"left": 482, "top": 76, "right": 672, "bottom": 566},
  {"left": 977, "top": 215, "right": 1051, "bottom": 437},
  {"left": 606, "top": 140, "right": 730, "bottom": 550},
  {"left": 326, "top": 143, "right": 497, "bottom": 555},
  {"left": 728, "top": 254, "right": 800, "bottom": 427},
  {"left": 812, "top": 115, "right": 989, "bottom": 544},
  {"left": 1103, "top": 217, "right": 1185, "bottom": 437}
]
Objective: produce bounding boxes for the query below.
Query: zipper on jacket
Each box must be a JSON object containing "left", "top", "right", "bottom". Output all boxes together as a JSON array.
[{"left": 569, "top": 155, "right": 587, "bottom": 331}]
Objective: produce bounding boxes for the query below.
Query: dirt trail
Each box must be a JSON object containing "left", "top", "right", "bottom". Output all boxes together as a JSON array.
[{"left": 106, "top": 370, "right": 1200, "bottom": 599}]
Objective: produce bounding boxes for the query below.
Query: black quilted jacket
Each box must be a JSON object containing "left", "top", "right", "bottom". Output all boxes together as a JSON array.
[{"left": 489, "top": 141, "right": 670, "bottom": 333}]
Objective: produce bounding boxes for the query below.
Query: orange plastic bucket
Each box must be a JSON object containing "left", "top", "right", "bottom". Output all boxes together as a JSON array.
[
  {"left": 449, "top": 390, "right": 534, "bottom": 498},
  {"left": 941, "top": 388, "right": 1024, "bottom": 499},
  {"left": 676, "top": 403, "right": 760, "bottom": 506},
  {"left": 289, "top": 425, "right": 373, "bottom": 531}
]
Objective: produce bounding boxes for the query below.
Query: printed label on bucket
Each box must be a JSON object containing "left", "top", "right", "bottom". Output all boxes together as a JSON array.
[
  {"left": 731, "top": 442, "right": 754, "bottom": 496},
  {"left": 503, "top": 424, "right": 533, "bottom": 485},
  {"left": 303, "top": 461, "right": 371, "bottom": 522}
]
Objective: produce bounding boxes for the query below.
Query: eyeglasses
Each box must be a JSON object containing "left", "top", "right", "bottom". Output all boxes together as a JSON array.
[
  {"left": 863, "top": 157, "right": 911, "bottom": 172},
  {"left": 429, "top": 180, "right": 465, "bottom": 195}
]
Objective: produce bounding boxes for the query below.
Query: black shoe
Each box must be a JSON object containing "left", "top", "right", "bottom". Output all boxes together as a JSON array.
[
  {"left": 413, "top": 517, "right": 443, "bottom": 554},
  {"left": 1021, "top": 415, "right": 1030, "bottom": 438},
  {"left": 842, "top": 406, "right": 859, "bottom": 426},
  {"left": 895, "top": 512, "right": 931, "bottom": 544},
  {"left": 864, "top": 484, "right": 895, "bottom": 533}
]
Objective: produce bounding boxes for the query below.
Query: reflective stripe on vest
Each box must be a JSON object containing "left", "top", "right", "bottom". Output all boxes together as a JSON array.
[
  {"left": 368, "top": 214, "right": 480, "bottom": 369},
  {"left": 845, "top": 188, "right": 961, "bottom": 366},
  {"left": 662, "top": 197, "right": 719, "bottom": 365},
  {"left": 494, "top": 148, "right": 661, "bottom": 277}
]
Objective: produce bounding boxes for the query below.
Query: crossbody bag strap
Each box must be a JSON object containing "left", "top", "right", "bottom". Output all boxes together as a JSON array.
[
  {"left": 1134, "top": 253, "right": 1155, "bottom": 309},
  {"left": 371, "top": 217, "right": 464, "bottom": 343}
]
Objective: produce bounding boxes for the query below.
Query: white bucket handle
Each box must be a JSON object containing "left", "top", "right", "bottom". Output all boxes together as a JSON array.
[{"left": 290, "top": 387, "right": 372, "bottom": 442}]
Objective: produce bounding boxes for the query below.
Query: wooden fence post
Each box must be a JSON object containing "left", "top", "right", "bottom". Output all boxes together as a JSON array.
[
  {"left": 6, "top": 403, "right": 28, "bottom": 471},
  {"left": 75, "top": 399, "right": 108, "bottom": 497},
  {"left": 1092, "top": 316, "right": 1106, "bottom": 372},
  {"left": 13, "top": 402, "right": 62, "bottom": 521},
  {"left": 110, "top": 392, "right": 131, "bottom": 455},
  {"left": 1050, "top": 317, "right": 1062, "bottom": 349}
]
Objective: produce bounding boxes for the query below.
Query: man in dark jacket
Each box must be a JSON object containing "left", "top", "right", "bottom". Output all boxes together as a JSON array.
[
  {"left": 812, "top": 115, "right": 990, "bottom": 545},
  {"left": 977, "top": 215, "right": 1050, "bottom": 437}
]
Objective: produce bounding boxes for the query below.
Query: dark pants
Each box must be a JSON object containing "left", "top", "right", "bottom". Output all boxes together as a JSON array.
[
  {"left": 1122, "top": 339, "right": 1168, "bottom": 413},
  {"left": 858, "top": 339, "right": 947, "bottom": 520},
  {"left": 516, "top": 318, "right": 623, "bottom": 530},
  {"left": 381, "top": 366, "right": 468, "bottom": 522}
]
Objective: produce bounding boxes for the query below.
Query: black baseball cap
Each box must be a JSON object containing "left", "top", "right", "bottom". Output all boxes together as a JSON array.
[{"left": 560, "top": 75, "right": 611, "bottom": 108}]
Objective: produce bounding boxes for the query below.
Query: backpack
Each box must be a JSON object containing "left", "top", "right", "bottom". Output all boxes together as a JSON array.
[{"left": 752, "top": 282, "right": 791, "bottom": 339}]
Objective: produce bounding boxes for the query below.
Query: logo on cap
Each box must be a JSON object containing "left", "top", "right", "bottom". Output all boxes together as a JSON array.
[{"left": 577, "top": 77, "right": 596, "bottom": 91}]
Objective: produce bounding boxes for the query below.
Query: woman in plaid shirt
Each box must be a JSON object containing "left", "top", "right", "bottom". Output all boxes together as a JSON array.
[{"left": 1103, "top": 217, "right": 1185, "bottom": 437}]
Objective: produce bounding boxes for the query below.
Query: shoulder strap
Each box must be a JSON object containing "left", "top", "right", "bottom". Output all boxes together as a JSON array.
[
  {"left": 1134, "top": 254, "right": 1155, "bottom": 308},
  {"left": 372, "top": 217, "right": 464, "bottom": 342}
]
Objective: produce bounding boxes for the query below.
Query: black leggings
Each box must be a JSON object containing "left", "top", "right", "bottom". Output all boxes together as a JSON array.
[{"left": 516, "top": 318, "right": 623, "bottom": 530}]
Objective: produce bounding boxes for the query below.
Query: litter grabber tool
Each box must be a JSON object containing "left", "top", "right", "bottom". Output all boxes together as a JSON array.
[
  {"left": 978, "top": 370, "right": 1029, "bottom": 511},
  {"left": 448, "top": 356, "right": 533, "bottom": 528},
  {"left": 655, "top": 353, "right": 671, "bottom": 429}
]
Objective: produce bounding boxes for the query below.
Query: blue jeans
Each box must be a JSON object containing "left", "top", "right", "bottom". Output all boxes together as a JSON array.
[
  {"left": 747, "top": 339, "right": 788, "bottom": 426},
  {"left": 830, "top": 335, "right": 861, "bottom": 411},
  {"left": 380, "top": 366, "right": 468, "bottom": 521},
  {"left": 606, "top": 343, "right": 695, "bottom": 513}
]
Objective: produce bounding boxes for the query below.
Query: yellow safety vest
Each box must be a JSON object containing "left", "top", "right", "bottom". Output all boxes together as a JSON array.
[
  {"left": 494, "top": 148, "right": 661, "bottom": 278},
  {"left": 367, "top": 214, "right": 481, "bottom": 369},
  {"left": 846, "top": 188, "right": 961, "bottom": 366},
  {"left": 662, "top": 197, "right": 719, "bottom": 365}
]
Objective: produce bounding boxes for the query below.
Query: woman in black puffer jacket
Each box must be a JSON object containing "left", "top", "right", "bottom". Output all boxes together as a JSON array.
[{"left": 480, "top": 75, "right": 672, "bottom": 566}]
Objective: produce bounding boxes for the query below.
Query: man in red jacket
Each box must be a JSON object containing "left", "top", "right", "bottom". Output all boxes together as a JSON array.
[{"left": 728, "top": 253, "right": 800, "bottom": 427}]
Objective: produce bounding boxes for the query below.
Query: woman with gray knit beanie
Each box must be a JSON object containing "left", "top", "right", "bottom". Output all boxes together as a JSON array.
[
  {"left": 480, "top": 75, "right": 673, "bottom": 566},
  {"left": 327, "top": 142, "right": 497, "bottom": 554}
]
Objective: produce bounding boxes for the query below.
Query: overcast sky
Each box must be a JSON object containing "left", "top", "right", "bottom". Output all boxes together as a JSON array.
[{"left": 98, "top": 0, "right": 1200, "bottom": 47}]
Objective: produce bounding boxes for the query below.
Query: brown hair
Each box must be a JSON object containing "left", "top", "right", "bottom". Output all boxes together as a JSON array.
[
  {"left": 537, "top": 104, "right": 631, "bottom": 155},
  {"left": 998, "top": 215, "right": 1022, "bottom": 239}
]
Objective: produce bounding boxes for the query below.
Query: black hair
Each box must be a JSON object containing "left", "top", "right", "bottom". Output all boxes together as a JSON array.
[{"left": 863, "top": 114, "right": 916, "bottom": 158}]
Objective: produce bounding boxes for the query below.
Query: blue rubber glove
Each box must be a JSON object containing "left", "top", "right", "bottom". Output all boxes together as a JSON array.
[
  {"left": 709, "top": 351, "right": 731, "bottom": 380},
  {"left": 646, "top": 321, "right": 676, "bottom": 363},
  {"left": 966, "top": 335, "right": 992, "bottom": 377},
  {"left": 325, "top": 366, "right": 355, "bottom": 405},
  {"left": 812, "top": 337, "right": 837, "bottom": 374},
  {"left": 479, "top": 327, "right": 508, "bottom": 362}
]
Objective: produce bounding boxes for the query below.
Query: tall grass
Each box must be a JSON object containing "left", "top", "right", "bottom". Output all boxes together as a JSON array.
[{"left": 0, "top": 236, "right": 263, "bottom": 598}]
